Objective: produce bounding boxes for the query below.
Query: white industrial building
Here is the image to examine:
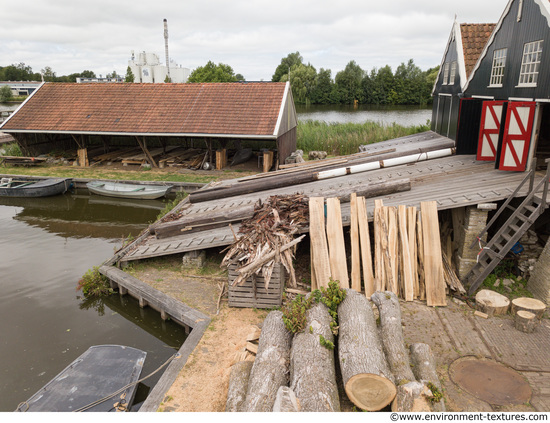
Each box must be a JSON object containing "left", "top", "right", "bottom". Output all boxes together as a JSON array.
[{"left": 128, "top": 51, "right": 190, "bottom": 83}]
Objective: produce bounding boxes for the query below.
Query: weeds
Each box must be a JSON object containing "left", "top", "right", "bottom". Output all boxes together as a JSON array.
[{"left": 77, "top": 266, "right": 113, "bottom": 297}]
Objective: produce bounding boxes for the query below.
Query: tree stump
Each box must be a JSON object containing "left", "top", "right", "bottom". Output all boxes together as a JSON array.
[
  {"left": 475, "top": 289, "right": 510, "bottom": 316},
  {"left": 273, "top": 386, "right": 301, "bottom": 412},
  {"left": 225, "top": 361, "right": 253, "bottom": 412},
  {"left": 241, "top": 311, "right": 292, "bottom": 412},
  {"left": 511, "top": 297, "right": 546, "bottom": 319},
  {"left": 290, "top": 301, "right": 340, "bottom": 412},
  {"left": 514, "top": 310, "right": 538, "bottom": 333},
  {"left": 371, "top": 291, "right": 416, "bottom": 385},
  {"left": 391, "top": 381, "right": 432, "bottom": 412},
  {"left": 338, "top": 289, "right": 396, "bottom": 411}
]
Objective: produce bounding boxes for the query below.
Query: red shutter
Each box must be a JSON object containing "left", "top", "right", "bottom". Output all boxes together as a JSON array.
[
  {"left": 498, "top": 102, "right": 536, "bottom": 171},
  {"left": 477, "top": 101, "right": 506, "bottom": 161}
]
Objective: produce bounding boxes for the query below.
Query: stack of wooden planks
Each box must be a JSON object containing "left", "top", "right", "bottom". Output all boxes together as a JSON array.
[{"left": 309, "top": 196, "right": 461, "bottom": 306}]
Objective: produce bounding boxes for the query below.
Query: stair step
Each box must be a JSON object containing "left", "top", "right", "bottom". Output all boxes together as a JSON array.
[
  {"left": 509, "top": 224, "right": 521, "bottom": 233},
  {"left": 524, "top": 205, "right": 537, "bottom": 213},
  {"left": 505, "top": 204, "right": 516, "bottom": 212}
]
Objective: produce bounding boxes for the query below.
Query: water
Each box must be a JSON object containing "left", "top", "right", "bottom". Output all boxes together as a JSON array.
[
  {"left": 0, "top": 193, "right": 186, "bottom": 411},
  {"left": 296, "top": 104, "right": 432, "bottom": 127}
]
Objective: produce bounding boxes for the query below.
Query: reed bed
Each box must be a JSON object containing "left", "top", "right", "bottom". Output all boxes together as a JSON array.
[{"left": 297, "top": 120, "right": 430, "bottom": 156}]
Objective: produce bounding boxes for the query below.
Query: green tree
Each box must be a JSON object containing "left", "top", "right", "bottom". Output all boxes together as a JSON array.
[
  {"left": 272, "top": 52, "right": 303, "bottom": 82},
  {"left": 0, "top": 63, "right": 40, "bottom": 81},
  {"left": 187, "top": 61, "right": 238, "bottom": 82},
  {"left": 125, "top": 66, "right": 135, "bottom": 83},
  {"left": 280, "top": 63, "right": 317, "bottom": 104},
  {"left": 41, "top": 66, "right": 56, "bottom": 82},
  {"left": 334, "top": 60, "right": 364, "bottom": 104},
  {"left": 0, "top": 85, "right": 13, "bottom": 102},
  {"left": 310, "top": 68, "right": 333, "bottom": 104},
  {"left": 235, "top": 73, "right": 245, "bottom": 82}
]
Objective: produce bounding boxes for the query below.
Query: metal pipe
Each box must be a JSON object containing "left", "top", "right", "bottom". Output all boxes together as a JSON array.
[{"left": 164, "top": 19, "right": 171, "bottom": 82}]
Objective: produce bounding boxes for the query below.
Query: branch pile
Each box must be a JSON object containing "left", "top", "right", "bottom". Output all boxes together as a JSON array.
[{"left": 222, "top": 194, "right": 309, "bottom": 288}]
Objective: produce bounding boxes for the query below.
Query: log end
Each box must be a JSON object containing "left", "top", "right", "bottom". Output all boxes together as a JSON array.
[{"left": 345, "top": 373, "right": 397, "bottom": 411}]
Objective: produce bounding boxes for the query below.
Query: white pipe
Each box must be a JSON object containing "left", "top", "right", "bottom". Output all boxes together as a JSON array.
[{"left": 315, "top": 148, "right": 455, "bottom": 181}]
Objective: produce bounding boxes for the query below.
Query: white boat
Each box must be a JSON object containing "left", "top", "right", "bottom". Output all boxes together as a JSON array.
[{"left": 87, "top": 181, "right": 173, "bottom": 200}]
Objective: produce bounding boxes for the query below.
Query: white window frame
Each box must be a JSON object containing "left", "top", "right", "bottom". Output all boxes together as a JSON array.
[
  {"left": 489, "top": 48, "right": 507, "bottom": 87},
  {"left": 449, "top": 62, "right": 457, "bottom": 85},
  {"left": 443, "top": 63, "right": 449, "bottom": 85},
  {"left": 518, "top": 40, "right": 543, "bottom": 87}
]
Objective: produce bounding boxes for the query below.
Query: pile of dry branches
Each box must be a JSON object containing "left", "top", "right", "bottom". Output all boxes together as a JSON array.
[{"left": 222, "top": 194, "right": 309, "bottom": 288}]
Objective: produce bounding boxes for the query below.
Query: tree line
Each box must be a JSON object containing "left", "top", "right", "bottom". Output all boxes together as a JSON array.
[{"left": 1, "top": 53, "right": 438, "bottom": 106}]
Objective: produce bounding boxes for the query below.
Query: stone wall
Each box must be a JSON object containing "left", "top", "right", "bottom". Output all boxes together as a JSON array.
[{"left": 527, "top": 235, "right": 550, "bottom": 304}]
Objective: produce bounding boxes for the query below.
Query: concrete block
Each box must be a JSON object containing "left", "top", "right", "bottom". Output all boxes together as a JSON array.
[{"left": 182, "top": 250, "right": 206, "bottom": 268}]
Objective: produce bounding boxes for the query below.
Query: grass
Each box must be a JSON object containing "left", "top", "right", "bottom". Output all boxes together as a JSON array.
[
  {"left": 297, "top": 120, "right": 430, "bottom": 156},
  {"left": 481, "top": 260, "right": 534, "bottom": 300}
]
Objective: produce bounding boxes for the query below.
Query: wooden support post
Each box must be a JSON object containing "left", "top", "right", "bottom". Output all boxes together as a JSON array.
[
  {"left": 216, "top": 149, "right": 227, "bottom": 170},
  {"left": 77, "top": 148, "right": 89, "bottom": 167},
  {"left": 263, "top": 151, "right": 274, "bottom": 173},
  {"left": 135, "top": 136, "right": 158, "bottom": 168}
]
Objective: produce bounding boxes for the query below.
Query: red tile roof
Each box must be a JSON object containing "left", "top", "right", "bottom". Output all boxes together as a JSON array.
[
  {"left": 460, "top": 23, "right": 496, "bottom": 77},
  {"left": 2, "top": 82, "right": 289, "bottom": 137}
]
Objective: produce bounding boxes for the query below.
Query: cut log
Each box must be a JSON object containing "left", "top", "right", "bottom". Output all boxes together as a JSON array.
[
  {"left": 338, "top": 289, "right": 396, "bottom": 411},
  {"left": 409, "top": 343, "right": 442, "bottom": 390},
  {"left": 309, "top": 197, "right": 331, "bottom": 289},
  {"left": 392, "top": 381, "right": 432, "bottom": 412},
  {"left": 511, "top": 297, "right": 547, "bottom": 319},
  {"left": 357, "top": 196, "right": 375, "bottom": 297},
  {"left": 290, "top": 301, "right": 340, "bottom": 412},
  {"left": 241, "top": 311, "right": 292, "bottom": 412},
  {"left": 273, "top": 386, "right": 301, "bottom": 412},
  {"left": 398, "top": 205, "right": 415, "bottom": 301},
  {"left": 514, "top": 310, "right": 538, "bottom": 333},
  {"left": 350, "top": 193, "right": 362, "bottom": 292},
  {"left": 475, "top": 289, "right": 510, "bottom": 316},
  {"left": 371, "top": 291, "right": 416, "bottom": 385},
  {"left": 226, "top": 361, "right": 253, "bottom": 412},
  {"left": 326, "top": 197, "right": 349, "bottom": 288},
  {"left": 420, "top": 201, "right": 446, "bottom": 307}
]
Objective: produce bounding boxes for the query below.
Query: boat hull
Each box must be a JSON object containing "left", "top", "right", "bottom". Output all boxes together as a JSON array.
[
  {"left": 0, "top": 178, "right": 72, "bottom": 197},
  {"left": 18, "top": 345, "right": 146, "bottom": 412},
  {"left": 87, "top": 181, "right": 173, "bottom": 200}
]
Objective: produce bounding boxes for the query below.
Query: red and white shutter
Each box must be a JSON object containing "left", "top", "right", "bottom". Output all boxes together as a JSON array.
[
  {"left": 477, "top": 101, "right": 506, "bottom": 161},
  {"left": 498, "top": 102, "right": 536, "bottom": 171}
]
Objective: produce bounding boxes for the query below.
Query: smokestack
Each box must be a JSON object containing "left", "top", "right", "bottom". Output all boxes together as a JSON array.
[{"left": 164, "top": 19, "right": 171, "bottom": 81}]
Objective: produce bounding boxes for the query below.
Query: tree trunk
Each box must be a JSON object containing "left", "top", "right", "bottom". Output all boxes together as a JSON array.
[
  {"left": 290, "top": 301, "right": 340, "bottom": 412},
  {"left": 225, "top": 361, "right": 253, "bottom": 412},
  {"left": 371, "top": 291, "right": 416, "bottom": 385},
  {"left": 273, "top": 386, "right": 301, "bottom": 412},
  {"left": 241, "top": 311, "right": 292, "bottom": 412},
  {"left": 338, "top": 289, "right": 396, "bottom": 411},
  {"left": 475, "top": 289, "right": 510, "bottom": 316},
  {"left": 511, "top": 297, "right": 546, "bottom": 319},
  {"left": 409, "top": 343, "right": 446, "bottom": 411},
  {"left": 392, "top": 381, "right": 432, "bottom": 412},
  {"left": 514, "top": 310, "right": 538, "bottom": 333}
]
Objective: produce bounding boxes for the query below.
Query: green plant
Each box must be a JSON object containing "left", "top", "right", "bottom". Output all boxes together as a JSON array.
[
  {"left": 281, "top": 294, "right": 314, "bottom": 334},
  {"left": 77, "top": 266, "right": 114, "bottom": 297},
  {"left": 427, "top": 382, "right": 443, "bottom": 403},
  {"left": 2, "top": 142, "right": 22, "bottom": 157},
  {"left": 319, "top": 334, "right": 334, "bottom": 350},
  {"left": 156, "top": 192, "right": 188, "bottom": 221}
]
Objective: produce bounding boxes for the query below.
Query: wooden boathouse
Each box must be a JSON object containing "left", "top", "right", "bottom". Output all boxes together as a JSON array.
[{"left": 0, "top": 81, "right": 297, "bottom": 169}]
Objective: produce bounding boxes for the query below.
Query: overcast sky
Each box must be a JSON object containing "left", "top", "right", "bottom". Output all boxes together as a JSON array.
[{"left": 1, "top": 0, "right": 507, "bottom": 81}]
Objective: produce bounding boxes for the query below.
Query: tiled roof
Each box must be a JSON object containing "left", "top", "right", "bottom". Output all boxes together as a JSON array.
[
  {"left": 1, "top": 82, "right": 288, "bottom": 137},
  {"left": 461, "top": 23, "right": 496, "bottom": 77}
]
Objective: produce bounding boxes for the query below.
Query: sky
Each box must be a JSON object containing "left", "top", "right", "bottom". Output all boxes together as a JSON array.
[{"left": 1, "top": 0, "right": 507, "bottom": 81}]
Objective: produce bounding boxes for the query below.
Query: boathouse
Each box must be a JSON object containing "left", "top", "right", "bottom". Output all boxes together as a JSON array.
[
  {"left": 456, "top": 0, "right": 550, "bottom": 172},
  {"left": 0, "top": 81, "right": 297, "bottom": 169},
  {"left": 431, "top": 20, "right": 495, "bottom": 141}
]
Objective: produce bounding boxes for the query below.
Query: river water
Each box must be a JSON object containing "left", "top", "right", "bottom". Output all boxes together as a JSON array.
[{"left": 0, "top": 193, "right": 186, "bottom": 411}]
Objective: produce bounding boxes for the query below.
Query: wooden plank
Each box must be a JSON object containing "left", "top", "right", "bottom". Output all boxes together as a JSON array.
[
  {"left": 398, "top": 205, "right": 415, "bottom": 301},
  {"left": 420, "top": 201, "right": 447, "bottom": 307},
  {"left": 216, "top": 149, "right": 227, "bottom": 170},
  {"left": 262, "top": 151, "right": 274, "bottom": 173},
  {"left": 326, "top": 197, "right": 349, "bottom": 289},
  {"left": 416, "top": 210, "right": 426, "bottom": 301},
  {"left": 310, "top": 251, "right": 318, "bottom": 291},
  {"left": 385, "top": 206, "right": 399, "bottom": 295},
  {"left": 77, "top": 148, "right": 89, "bottom": 167},
  {"left": 309, "top": 197, "right": 332, "bottom": 289},
  {"left": 407, "top": 207, "right": 419, "bottom": 298},
  {"left": 357, "top": 196, "right": 374, "bottom": 297},
  {"left": 373, "top": 199, "right": 385, "bottom": 292},
  {"left": 350, "top": 193, "right": 362, "bottom": 292}
]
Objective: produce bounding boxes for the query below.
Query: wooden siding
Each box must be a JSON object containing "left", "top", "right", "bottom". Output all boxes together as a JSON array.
[{"left": 466, "top": 0, "right": 550, "bottom": 100}]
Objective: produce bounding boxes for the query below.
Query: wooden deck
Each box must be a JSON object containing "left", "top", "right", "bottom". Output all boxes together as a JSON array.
[{"left": 119, "top": 132, "right": 544, "bottom": 264}]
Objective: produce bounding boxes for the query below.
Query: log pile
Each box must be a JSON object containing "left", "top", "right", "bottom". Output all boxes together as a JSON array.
[
  {"left": 309, "top": 197, "right": 463, "bottom": 305},
  {"left": 222, "top": 194, "right": 309, "bottom": 288}
]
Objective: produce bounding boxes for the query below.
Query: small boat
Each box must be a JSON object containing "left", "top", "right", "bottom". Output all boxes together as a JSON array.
[
  {"left": 0, "top": 177, "right": 72, "bottom": 197},
  {"left": 87, "top": 181, "right": 173, "bottom": 200},
  {"left": 231, "top": 148, "right": 253, "bottom": 166},
  {"left": 16, "top": 345, "right": 146, "bottom": 412}
]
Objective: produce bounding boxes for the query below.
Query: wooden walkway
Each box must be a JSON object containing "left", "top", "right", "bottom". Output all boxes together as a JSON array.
[{"left": 119, "top": 132, "right": 543, "bottom": 264}]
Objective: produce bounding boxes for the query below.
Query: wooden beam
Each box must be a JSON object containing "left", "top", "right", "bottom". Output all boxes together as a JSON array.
[
  {"left": 326, "top": 197, "right": 349, "bottom": 289},
  {"left": 357, "top": 196, "right": 374, "bottom": 297},
  {"left": 420, "top": 201, "right": 446, "bottom": 307},
  {"left": 398, "top": 205, "right": 414, "bottom": 301},
  {"left": 309, "top": 197, "right": 331, "bottom": 289},
  {"left": 135, "top": 136, "right": 158, "bottom": 168},
  {"left": 350, "top": 193, "right": 362, "bottom": 292}
]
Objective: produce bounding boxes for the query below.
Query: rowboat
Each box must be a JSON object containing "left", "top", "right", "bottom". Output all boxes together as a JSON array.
[
  {"left": 87, "top": 181, "right": 173, "bottom": 200},
  {"left": 0, "top": 177, "right": 72, "bottom": 197},
  {"left": 16, "top": 345, "right": 146, "bottom": 412}
]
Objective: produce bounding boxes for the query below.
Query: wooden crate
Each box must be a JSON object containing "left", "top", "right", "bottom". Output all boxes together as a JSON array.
[{"left": 228, "top": 263, "right": 285, "bottom": 309}]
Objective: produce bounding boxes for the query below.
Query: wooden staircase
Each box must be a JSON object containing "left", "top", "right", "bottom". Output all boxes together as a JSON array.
[{"left": 464, "top": 162, "right": 550, "bottom": 295}]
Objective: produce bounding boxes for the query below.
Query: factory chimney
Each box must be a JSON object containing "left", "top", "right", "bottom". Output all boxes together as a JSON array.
[{"left": 163, "top": 19, "right": 171, "bottom": 82}]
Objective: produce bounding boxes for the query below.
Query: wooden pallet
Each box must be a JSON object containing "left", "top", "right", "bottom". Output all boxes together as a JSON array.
[{"left": 228, "top": 263, "right": 285, "bottom": 309}]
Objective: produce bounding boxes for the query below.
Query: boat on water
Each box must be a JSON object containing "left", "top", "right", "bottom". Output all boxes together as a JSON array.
[
  {"left": 0, "top": 177, "right": 72, "bottom": 197},
  {"left": 16, "top": 345, "right": 146, "bottom": 412},
  {"left": 86, "top": 181, "right": 173, "bottom": 200}
]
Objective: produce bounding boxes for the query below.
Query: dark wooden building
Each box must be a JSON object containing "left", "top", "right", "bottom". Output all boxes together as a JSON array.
[
  {"left": 0, "top": 81, "right": 297, "bottom": 168},
  {"left": 431, "top": 20, "right": 495, "bottom": 140},
  {"left": 457, "top": 0, "right": 550, "bottom": 172}
]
